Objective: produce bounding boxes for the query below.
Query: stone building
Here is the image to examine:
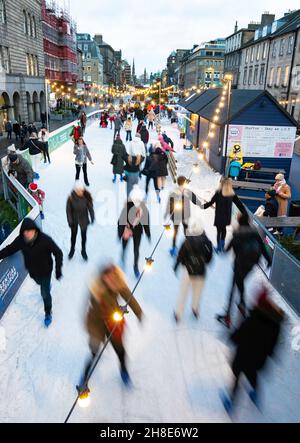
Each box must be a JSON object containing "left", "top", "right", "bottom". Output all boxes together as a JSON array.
[
  {"left": 0, "top": 0, "right": 45, "bottom": 132},
  {"left": 77, "top": 33, "right": 104, "bottom": 92}
]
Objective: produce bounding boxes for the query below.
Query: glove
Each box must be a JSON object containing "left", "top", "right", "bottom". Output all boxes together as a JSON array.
[{"left": 56, "top": 269, "right": 63, "bottom": 281}]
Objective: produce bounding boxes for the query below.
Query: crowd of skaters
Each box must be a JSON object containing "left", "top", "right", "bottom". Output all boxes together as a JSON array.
[{"left": 0, "top": 102, "right": 288, "bottom": 416}]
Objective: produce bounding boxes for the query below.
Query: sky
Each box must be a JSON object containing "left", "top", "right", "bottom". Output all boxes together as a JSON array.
[{"left": 66, "top": 0, "right": 300, "bottom": 75}]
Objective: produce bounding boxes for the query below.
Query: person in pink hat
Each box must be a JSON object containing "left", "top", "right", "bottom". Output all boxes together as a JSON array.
[{"left": 28, "top": 182, "right": 45, "bottom": 220}]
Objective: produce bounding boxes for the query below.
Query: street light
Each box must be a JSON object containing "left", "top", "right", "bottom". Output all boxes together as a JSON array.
[{"left": 222, "top": 74, "right": 233, "bottom": 176}]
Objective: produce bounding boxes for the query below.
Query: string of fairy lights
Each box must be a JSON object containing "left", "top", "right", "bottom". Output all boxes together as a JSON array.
[{"left": 63, "top": 76, "right": 232, "bottom": 423}]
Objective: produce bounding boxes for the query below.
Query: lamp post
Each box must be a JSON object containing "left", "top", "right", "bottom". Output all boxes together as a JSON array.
[
  {"left": 222, "top": 74, "right": 233, "bottom": 176},
  {"left": 45, "top": 78, "right": 49, "bottom": 131}
]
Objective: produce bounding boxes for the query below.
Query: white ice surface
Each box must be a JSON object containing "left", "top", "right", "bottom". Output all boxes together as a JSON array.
[{"left": 0, "top": 119, "right": 299, "bottom": 423}]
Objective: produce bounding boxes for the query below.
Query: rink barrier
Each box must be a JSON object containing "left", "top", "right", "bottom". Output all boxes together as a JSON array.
[
  {"left": 0, "top": 110, "right": 102, "bottom": 321},
  {"left": 0, "top": 162, "right": 40, "bottom": 320},
  {"left": 233, "top": 199, "right": 300, "bottom": 316}
]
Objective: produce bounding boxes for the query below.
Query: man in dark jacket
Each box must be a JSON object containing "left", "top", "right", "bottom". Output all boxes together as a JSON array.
[
  {"left": 8, "top": 154, "right": 34, "bottom": 189},
  {"left": 139, "top": 124, "right": 149, "bottom": 152},
  {"left": 165, "top": 176, "right": 202, "bottom": 256},
  {"left": 263, "top": 189, "right": 279, "bottom": 218},
  {"left": 5, "top": 120, "right": 12, "bottom": 139},
  {"left": 114, "top": 114, "right": 123, "bottom": 140},
  {"left": 0, "top": 218, "right": 63, "bottom": 327},
  {"left": 221, "top": 287, "right": 284, "bottom": 413},
  {"left": 217, "top": 213, "right": 272, "bottom": 328}
]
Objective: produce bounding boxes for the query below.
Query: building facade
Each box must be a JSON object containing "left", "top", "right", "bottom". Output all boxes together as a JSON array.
[
  {"left": 237, "top": 9, "right": 300, "bottom": 124},
  {"left": 179, "top": 39, "right": 226, "bottom": 90},
  {"left": 0, "top": 0, "right": 45, "bottom": 130},
  {"left": 94, "top": 34, "right": 121, "bottom": 86},
  {"left": 166, "top": 49, "right": 188, "bottom": 86},
  {"left": 42, "top": 0, "right": 78, "bottom": 85},
  {"left": 77, "top": 33, "right": 104, "bottom": 92}
]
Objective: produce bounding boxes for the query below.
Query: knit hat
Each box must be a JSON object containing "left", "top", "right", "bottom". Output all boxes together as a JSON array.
[
  {"left": 129, "top": 184, "right": 145, "bottom": 206},
  {"left": 7, "top": 144, "right": 16, "bottom": 153},
  {"left": 275, "top": 173, "right": 284, "bottom": 181},
  {"left": 29, "top": 183, "right": 38, "bottom": 192},
  {"left": 8, "top": 153, "right": 18, "bottom": 163}
]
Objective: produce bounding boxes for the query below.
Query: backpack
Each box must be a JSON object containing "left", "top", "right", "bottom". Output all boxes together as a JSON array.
[{"left": 184, "top": 234, "right": 213, "bottom": 275}]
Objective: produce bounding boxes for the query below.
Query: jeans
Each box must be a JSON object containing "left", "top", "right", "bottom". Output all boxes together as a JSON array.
[
  {"left": 173, "top": 222, "right": 188, "bottom": 248},
  {"left": 33, "top": 274, "right": 52, "bottom": 316},
  {"left": 75, "top": 163, "right": 89, "bottom": 185},
  {"left": 148, "top": 122, "right": 154, "bottom": 130},
  {"left": 226, "top": 263, "right": 253, "bottom": 316},
  {"left": 125, "top": 172, "right": 140, "bottom": 197},
  {"left": 114, "top": 128, "right": 121, "bottom": 139},
  {"left": 217, "top": 226, "right": 227, "bottom": 243},
  {"left": 122, "top": 229, "right": 142, "bottom": 268},
  {"left": 145, "top": 176, "right": 159, "bottom": 194},
  {"left": 126, "top": 130, "right": 132, "bottom": 141},
  {"left": 42, "top": 142, "right": 50, "bottom": 163}
]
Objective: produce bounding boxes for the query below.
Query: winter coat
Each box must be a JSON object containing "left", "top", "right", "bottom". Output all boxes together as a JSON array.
[
  {"left": 275, "top": 183, "right": 291, "bottom": 216},
  {"left": 149, "top": 149, "right": 168, "bottom": 177},
  {"left": 226, "top": 225, "right": 272, "bottom": 269},
  {"left": 158, "top": 135, "right": 174, "bottom": 153},
  {"left": 5, "top": 121, "right": 12, "bottom": 132},
  {"left": 135, "top": 109, "right": 144, "bottom": 121},
  {"left": 147, "top": 110, "right": 156, "bottom": 122},
  {"left": 114, "top": 116, "right": 123, "bottom": 130},
  {"left": 20, "top": 138, "right": 44, "bottom": 156},
  {"left": 124, "top": 120, "right": 132, "bottom": 131},
  {"left": 27, "top": 124, "right": 37, "bottom": 135},
  {"left": 66, "top": 191, "right": 95, "bottom": 230},
  {"left": 140, "top": 126, "right": 149, "bottom": 144},
  {"left": 29, "top": 188, "right": 45, "bottom": 207},
  {"left": 70, "top": 125, "right": 82, "bottom": 141},
  {"left": 8, "top": 155, "right": 34, "bottom": 187},
  {"left": 231, "top": 303, "right": 284, "bottom": 375},
  {"left": 0, "top": 218, "right": 63, "bottom": 280},
  {"left": 162, "top": 133, "right": 174, "bottom": 149},
  {"left": 124, "top": 137, "right": 145, "bottom": 173},
  {"left": 86, "top": 276, "right": 142, "bottom": 343},
  {"left": 73, "top": 143, "right": 92, "bottom": 165},
  {"left": 229, "top": 147, "right": 243, "bottom": 165},
  {"left": 174, "top": 233, "right": 212, "bottom": 276},
  {"left": 203, "top": 191, "right": 245, "bottom": 228},
  {"left": 118, "top": 201, "right": 151, "bottom": 239},
  {"left": 263, "top": 197, "right": 278, "bottom": 217},
  {"left": 111, "top": 139, "right": 126, "bottom": 175},
  {"left": 166, "top": 187, "right": 202, "bottom": 225},
  {"left": 13, "top": 123, "right": 21, "bottom": 134},
  {"left": 80, "top": 113, "right": 87, "bottom": 127},
  {"left": 38, "top": 129, "right": 49, "bottom": 143}
]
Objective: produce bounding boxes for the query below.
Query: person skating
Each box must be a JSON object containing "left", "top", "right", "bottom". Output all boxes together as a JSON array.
[
  {"left": 147, "top": 109, "right": 156, "bottom": 130},
  {"left": 19, "top": 132, "right": 44, "bottom": 179},
  {"left": 80, "top": 111, "right": 87, "bottom": 134},
  {"left": 118, "top": 185, "right": 151, "bottom": 278},
  {"left": 66, "top": 182, "right": 95, "bottom": 261},
  {"left": 124, "top": 116, "right": 133, "bottom": 142},
  {"left": 217, "top": 213, "right": 272, "bottom": 328},
  {"left": 114, "top": 113, "right": 123, "bottom": 140},
  {"left": 38, "top": 127, "right": 50, "bottom": 164},
  {"left": 79, "top": 263, "right": 143, "bottom": 390},
  {"left": 173, "top": 218, "right": 213, "bottom": 322},
  {"left": 143, "top": 148, "right": 161, "bottom": 203},
  {"left": 7, "top": 153, "right": 34, "bottom": 189},
  {"left": 221, "top": 287, "right": 284, "bottom": 414},
  {"left": 73, "top": 136, "right": 94, "bottom": 187},
  {"left": 70, "top": 121, "right": 82, "bottom": 143},
  {"left": 13, "top": 121, "right": 21, "bottom": 140},
  {"left": 202, "top": 177, "right": 245, "bottom": 252},
  {"left": 0, "top": 218, "right": 63, "bottom": 327},
  {"left": 165, "top": 176, "right": 202, "bottom": 257},
  {"left": 111, "top": 136, "right": 126, "bottom": 183},
  {"left": 155, "top": 146, "right": 168, "bottom": 191},
  {"left": 28, "top": 182, "right": 46, "bottom": 220},
  {"left": 124, "top": 134, "right": 145, "bottom": 197},
  {"left": 162, "top": 131, "right": 174, "bottom": 151},
  {"left": 139, "top": 123, "right": 149, "bottom": 153}
]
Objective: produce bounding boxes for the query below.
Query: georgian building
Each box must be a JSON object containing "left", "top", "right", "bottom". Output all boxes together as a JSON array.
[{"left": 0, "top": 0, "right": 45, "bottom": 131}]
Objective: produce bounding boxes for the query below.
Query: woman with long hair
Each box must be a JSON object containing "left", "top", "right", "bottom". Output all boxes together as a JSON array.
[
  {"left": 73, "top": 136, "right": 94, "bottom": 187},
  {"left": 202, "top": 177, "right": 245, "bottom": 252}
]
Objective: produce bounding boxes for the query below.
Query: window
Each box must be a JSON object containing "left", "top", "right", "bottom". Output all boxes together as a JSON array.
[
  {"left": 245, "top": 49, "right": 249, "bottom": 64},
  {"left": 250, "top": 47, "right": 254, "bottom": 62},
  {"left": 269, "top": 67, "right": 274, "bottom": 86},
  {"left": 34, "top": 56, "right": 38, "bottom": 76},
  {"left": 253, "top": 66, "right": 259, "bottom": 85},
  {"left": 84, "top": 44, "right": 88, "bottom": 51},
  {"left": 0, "top": 0, "right": 6, "bottom": 24},
  {"left": 272, "top": 41, "right": 277, "bottom": 57},
  {"left": 283, "top": 66, "right": 289, "bottom": 87},
  {"left": 279, "top": 39, "right": 285, "bottom": 56},
  {"left": 27, "top": 13, "right": 31, "bottom": 36},
  {"left": 0, "top": 46, "right": 10, "bottom": 73},
  {"left": 26, "top": 54, "right": 30, "bottom": 75},
  {"left": 32, "top": 16, "right": 36, "bottom": 38},
  {"left": 23, "top": 10, "right": 27, "bottom": 34},
  {"left": 259, "top": 65, "right": 265, "bottom": 84},
  {"left": 256, "top": 45, "right": 260, "bottom": 61},
  {"left": 262, "top": 42, "right": 267, "bottom": 59},
  {"left": 275, "top": 67, "right": 282, "bottom": 86},
  {"left": 287, "top": 36, "right": 294, "bottom": 54},
  {"left": 248, "top": 66, "right": 253, "bottom": 85}
]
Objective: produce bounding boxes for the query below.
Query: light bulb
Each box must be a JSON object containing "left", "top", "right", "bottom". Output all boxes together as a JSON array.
[
  {"left": 113, "top": 311, "right": 123, "bottom": 322},
  {"left": 203, "top": 141, "right": 209, "bottom": 148},
  {"left": 198, "top": 152, "right": 204, "bottom": 160},
  {"left": 208, "top": 131, "right": 215, "bottom": 138},
  {"left": 78, "top": 389, "right": 90, "bottom": 408},
  {"left": 192, "top": 164, "right": 200, "bottom": 173},
  {"left": 144, "top": 258, "right": 154, "bottom": 271},
  {"left": 175, "top": 201, "right": 182, "bottom": 211}
]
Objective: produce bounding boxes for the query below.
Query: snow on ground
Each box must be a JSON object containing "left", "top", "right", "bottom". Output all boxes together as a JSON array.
[{"left": 0, "top": 118, "right": 299, "bottom": 423}]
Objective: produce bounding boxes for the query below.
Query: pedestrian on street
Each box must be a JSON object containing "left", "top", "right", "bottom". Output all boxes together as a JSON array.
[
  {"left": 80, "top": 111, "right": 87, "bottom": 135},
  {"left": 28, "top": 182, "right": 46, "bottom": 220},
  {"left": 79, "top": 263, "right": 143, "bottom": 389},
  {"left": 165, "top": 176, "right": 202, "bottom": 257},
  {"left": 20, "top": 122, "right": 28, "bottom": 144},
  {"left": 19, "top": 133, "right": 44, "bottom": 179},
  {"left": 216, "top": 212, "right": 272, "bottom": 328},
  {"left": 13, "top": 121, "right": 21, "bottom": 140},
  {"left": 7, "top": 153, "right": 34, "bottom": 189},
  {"left": 124, "top": 134, "right": 145, "bottom": 197},
  {"left": 111, "top": 136, "right": 126, "bottom": 183},
  {"left": 73, "top": 136, "right": 94, "bottom": 187},
  {"left": 118, "top": 185, "right": 151, "bottom": 278},
  {"left": 221, "top": 287, "right": 284, "bottom": 414},
  {"left": 114, "top": 113, "right": 123, "bottom": 139},
  {"left": 124, "top": 116, "right": 133, "bottom": 142},
  {"left": 202, "top": 177, "right": 245, "bottom": 252},
  {"left": 66, "top": 182, "right": 95, "bottom": 261},
  {"left": 173, "top": 218, "right": 213, "bottom": 322},
  {"left": 5, "top": 120, "right": 12, "bottom": 139},
  {"left": 27, "top": 123, "right": 37, "bottom": 136},
  {"left": 0, "top": 218, "right": 63, "bottom": 327},
  {"left": 38, "top": 127, "right": 50, "bottom": 164},
  {"left": 273, "top": 173, "right": 291, "bottom": 217}
]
